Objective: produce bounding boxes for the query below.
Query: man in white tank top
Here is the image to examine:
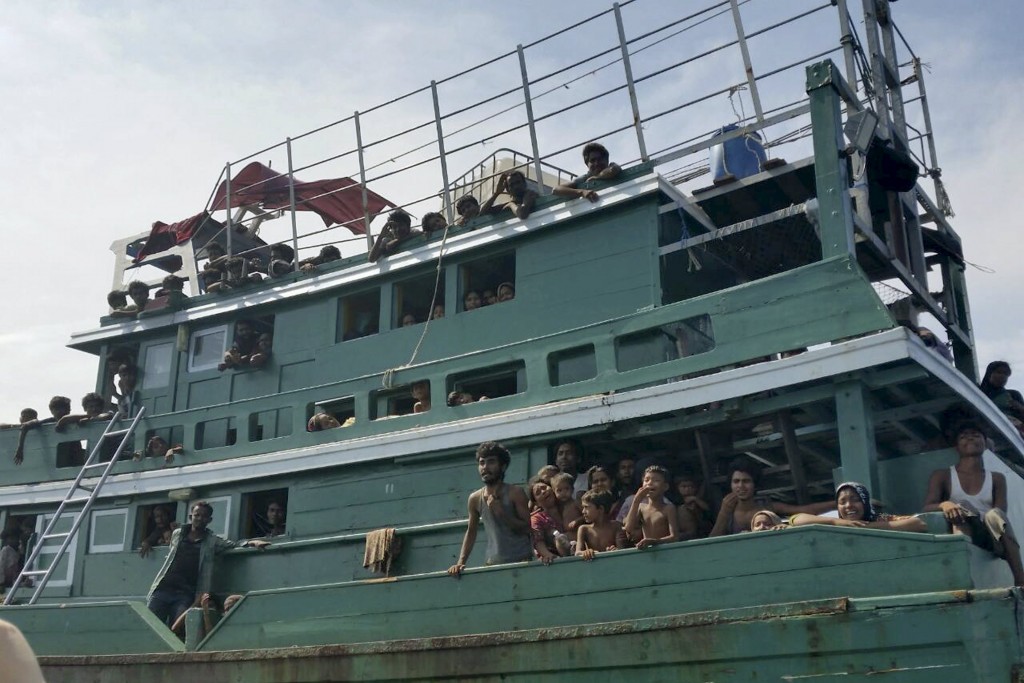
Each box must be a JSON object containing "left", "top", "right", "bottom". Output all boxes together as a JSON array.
[{"left": 923, "top": 420, "right": 1024, "bottom": 586}]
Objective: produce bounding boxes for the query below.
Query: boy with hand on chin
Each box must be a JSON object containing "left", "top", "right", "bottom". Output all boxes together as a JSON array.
[
  {"left": 623, "top": 465, "right": 679, "bottom": 549},
  {"left": 576, "top": 489, "right": 627, "bottom": 560}
]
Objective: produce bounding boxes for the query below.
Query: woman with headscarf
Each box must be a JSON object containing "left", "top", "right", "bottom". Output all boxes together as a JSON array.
[{"left": 790, "top": 482, "right": 926, "bottom": 532}]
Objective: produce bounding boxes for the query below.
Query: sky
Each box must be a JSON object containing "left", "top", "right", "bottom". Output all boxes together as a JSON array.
[{"left": 1, "top": 0, "right": 1023, "bottom": 423}]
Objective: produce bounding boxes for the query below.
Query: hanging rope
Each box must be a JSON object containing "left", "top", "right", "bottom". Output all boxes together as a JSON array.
[{"left": 381, "top": 220, "right": 453, "bottom": 389}]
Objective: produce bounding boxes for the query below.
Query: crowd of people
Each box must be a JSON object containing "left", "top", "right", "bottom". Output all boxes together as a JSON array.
[{"left": 448, "top": 421, "right": 1024, "bottom": 586}]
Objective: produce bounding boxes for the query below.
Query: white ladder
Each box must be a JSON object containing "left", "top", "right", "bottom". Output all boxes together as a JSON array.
[{"left": 3, "top": 408, "right": 146, "bottom": 606}]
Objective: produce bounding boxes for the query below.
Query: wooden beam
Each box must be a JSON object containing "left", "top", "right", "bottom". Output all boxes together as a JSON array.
[{"left": 777, "top": 411, "right": 809, "bottom": 504}]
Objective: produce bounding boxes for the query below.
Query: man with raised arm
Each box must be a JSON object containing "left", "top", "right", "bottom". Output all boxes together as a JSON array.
[
  {"left": 923, "top": 420, "right": 1024, "bottom": 586},
  {"left": 480, "top": 170, "right": 537, "bottom": 221},
  {"left": 554, "top": 142, "right": 622, "bottom": 203},
  {"left": 447, "top": 441, "right": 533, "bottom": 576},
  {"left": 369, "top": 209, "right": 419, "bottom": 262}
]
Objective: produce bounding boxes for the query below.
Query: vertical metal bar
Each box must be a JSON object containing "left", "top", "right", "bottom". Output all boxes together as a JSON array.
[
  {"left": 224, "top": 162, "right": 233, "bottom": 256},
  {"left": 860, "top": 0, "right": 891, "bottom": 138},
  {"left": 728, "top": 0, "right": 765, "bottom": 125},
  {"left": 834, "top": 380, "right": 879, "bottom": 494},
  {"left": 517, "top": 45, "right": 546, "bottom": 195},
  {"left": 354, "top": 111, "right": 374, "bottom": 252},
  {"left": 806, "top": 60, "right": 855, "bottom": 260},
  {"left": 431, "top": 81, "right": 455, "bottom": 225},
  {"left": 913, "top": 58, "right": 941, "bottom": 197},
  {"left": 877, "top": 3, "right": 907, "bottom": 141},
  {"left": 614, "top": 3, "right": 648, "bottom": 162},
  {"left": 285, "top": 138, "right": 301, "bottom": 272},
  {"left": 833, "top": 0, "right": 858, "bottom": 93}
]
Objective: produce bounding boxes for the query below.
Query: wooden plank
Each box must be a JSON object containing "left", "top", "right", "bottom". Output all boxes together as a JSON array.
[{"left": 777, "top": 411, "right": 809, "bottom": 503}]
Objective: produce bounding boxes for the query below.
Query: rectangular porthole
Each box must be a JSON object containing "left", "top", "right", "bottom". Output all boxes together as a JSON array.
[
  {"left": 548, "top": 345, "right": 597, "bottom": 386},
  {"left": 615, "top": 315, "right": 715, "bottom": 372}
]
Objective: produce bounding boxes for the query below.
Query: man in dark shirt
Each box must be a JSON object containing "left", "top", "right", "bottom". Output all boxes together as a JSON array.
[{"left": 146, "top": 501, "right": 267, "bottom": 626}]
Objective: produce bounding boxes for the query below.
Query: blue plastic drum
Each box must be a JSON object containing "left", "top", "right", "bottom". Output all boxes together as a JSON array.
[{"left": 709, "top": 124, "right": 768, "bottom": 183}]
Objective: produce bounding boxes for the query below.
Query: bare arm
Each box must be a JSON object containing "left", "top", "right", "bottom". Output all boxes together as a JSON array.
[
  {"left": 709, "top": 492, "right": 739, "bottom": 537},
  {"left": 622, "top": 488, "right": 646, "bottom": 539},
  {"left": 922, "top": 469, "right": 956, "bottom": 513},
  {"left": 993, "top": 472, "right": 1009, "bottom": 512},
  {"left": 511, "top": 190, "right": 537, "bottom": 219},
  {"left": 368, "top": 228, "right": 391, "bottom": 263},
  {"left": 448, "top": 493, "right": 480, "bottom": 576},
  {"left": 595, "top": 162, "right": 621, "bottom": 180},
  {"left": 575, "top": 525, "right": 596, "bottom": 560},
  {"left": 868, "top": 516, "right": 927, "bottom": 533},
  {"left": 638, "top": 501, "right": 679, "bottom": 548},
  {"left": 790, "top": 513, "right": 865, "bottom": 528},
  {"left": 479, "top": 174, "right": 508, "bottom": 215}
]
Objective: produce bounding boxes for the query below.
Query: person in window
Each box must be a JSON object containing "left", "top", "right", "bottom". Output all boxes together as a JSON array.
[
  {"left": 369, "top": 209, "right": 418, "bottom": 262},
  {"left": 262, "top": 500, "right": 286, "bottom": 538},
  {"left": 219, "top": 320, "right": 259, "bottom": 371},
  {"left": 141, "top": 435, "right": 184, "bottom": 465},
  {"left": 554, "top": 142, "right": 622, "bottom": 203},
  {"left": 139, "top": 505, "right": 179, "bottom": 558},
  {"left": 480, "top": 171, "right": 537, "bottom": 220},
  {"left": 496, "top": 282, "right": 515, "bottom": 303},
  {"left": 463, "top": 290, "right": 482, "bottom": 311}
]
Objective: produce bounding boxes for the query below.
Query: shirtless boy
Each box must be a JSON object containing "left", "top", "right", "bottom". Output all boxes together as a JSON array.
[
  {"left": 623, "top": 465, "right": 679, "bottom": 549},
  {"left": 675, "top": 473, "right": 711, "bottom": 540},
  {"left": 576, "top": 489, "right": 627, "bottom": 560},
  {"left": 709, "top": 459, "right": 831, "bottom": 536}
]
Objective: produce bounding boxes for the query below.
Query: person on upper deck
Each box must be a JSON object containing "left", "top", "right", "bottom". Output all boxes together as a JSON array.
[
  {"left": 709, "top": 458, "right": 833, "bottom": 536},
  {"left": 447, "top": 441, "right": 533, "bottom": 576},
  {"left": 11, "top": 396, "right": 71, "bottom": 465},
  {"left": 421, "top": 211, "right": 447, "bottom": 238},
  {"left": 554, "top": 142, "right": 622, "bottom": 203},
  {"left": 0, "top": 409, "right": 37, "bottom": 430},
  {"left": 299, "top": 245, "right": 342, "bottom": 273},
  {"left": 455, "top": 195, "right": 481, "bottom": 227},
  {"left": 107, "top": 290, "right": 136, "bottom": 318},
  {"left": 923, "top": 419, "right": 1024, "bottom": 586},
  {"left": 790, "top": 482, "right": 926, "bottom": 532},
  {"left": 145, "top": 501, "right": 268, "bottom": 627},
  {"left": 54, "top": 392, "right": 114, "bottom": 432},
  {"left": 369, "top": 209, "right": 418, "bottom": 263},
  {"left": 480, "top": 170, "right": 537, "bottom": 221},
  {"left": 125, "top": 281, "right": 150, "bottom": 315},
  {"left": 979, "top": 362, "right": 1024, "bottom": 434}
]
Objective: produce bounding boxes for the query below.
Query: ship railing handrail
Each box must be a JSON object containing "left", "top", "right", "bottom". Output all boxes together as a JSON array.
[{"left": 141, "top": 0, "right": 939, "bottom": 272}]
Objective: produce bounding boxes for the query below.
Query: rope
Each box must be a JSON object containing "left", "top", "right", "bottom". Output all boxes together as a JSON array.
[{"left": 381, "top": 221, "right": 453, "bottom": 388}]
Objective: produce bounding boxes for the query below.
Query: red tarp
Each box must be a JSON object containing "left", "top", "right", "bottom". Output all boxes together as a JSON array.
[
  {"left": 134, "top": 162, "right": 394, "bottom": 262},
  {"left": 211, "top": 162, "right": 393, "bottom": 232}
]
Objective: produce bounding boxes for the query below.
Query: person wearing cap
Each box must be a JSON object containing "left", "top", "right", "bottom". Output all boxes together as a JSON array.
[{"left": 923, "top": 420, "right": 1024, "bottom": 586}]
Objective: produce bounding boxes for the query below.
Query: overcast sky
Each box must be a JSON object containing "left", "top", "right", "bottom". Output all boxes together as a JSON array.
[{"left": 1, "top": 0, "right": 1022, "bottom": 424}]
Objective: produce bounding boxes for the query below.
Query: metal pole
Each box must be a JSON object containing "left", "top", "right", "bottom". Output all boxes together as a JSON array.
[
  {"left": 728, "top": 0, "right": 765, "bottom": 125},
  {"left": 285, "top": 137, "right": 301, "bottom": 272},
  {"left": 876, "top": 2, "right": 908, "bottom": 141},
  {"left": 354, "top": 111, "right": 374, "bottom": 252},
  {"left": 833, "top": 0, "right": 858, "bottom": 93},
  {"left": 517, "top": 45, "right": 546, "bottom": 195},
  {"left": 859, "top": 0, "right": 891, "bottom": 138},
  {"left": 431, "top": 81, "right": 455, "bottom": 225},
  {"left": 913, "top": 57, "right": 942, "bottom": 198},
  {"left": 613, "top": 3, "right": 648, "bottom": 162},
  {"left": 224, "top": 162, "right": 232, "bottom": 257}
]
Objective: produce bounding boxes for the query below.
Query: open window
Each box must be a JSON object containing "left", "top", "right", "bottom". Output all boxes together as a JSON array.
[
  {"left": 371, "top": 387, "right": 416, "bottom": 420},
  {"left": 394, "top": 271, "right": 445, "bottom": 328},
  {"left": 56, "top": 440, "right": 87, "bottom": 469},
  {"left": 548, "top": 345, "right": 597, "bottom": 386},
  {"left": 615, "top": 315, "right": 715, "bottom": 372},
  {"left": 459, "top": 251, "right": 515, "bottom": 312},
  {"left": 132, "top": 503, "right": 180, "bottom": 551},
  {"left": 448, "top": 361, "right": 525, "bottom": 403},
  {"left": 241, "top": 489, "right": 289, "bottom": 539},
  {"left": 249, "top": 407, "right": 293, "bottom": 441},
  {"left": 309, "top": 396, "right": 356, "bottom": 428},
  {"left": 337, "top": 289, "right": 381, "bottom": 342},
  {"left": 222, "top": 316, "right": 274, "bottom": 372},
  {"left": 195, "top": 417, "right": 237, "bottom": 450}
]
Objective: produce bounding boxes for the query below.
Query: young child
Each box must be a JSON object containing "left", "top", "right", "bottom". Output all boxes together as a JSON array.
[
  {"left": 411, "top": 381, "right": 431, "bottom": 413},
  {"left": 623, "top": 465, "right": 679, "bottom": 549},
  {"left": 550, "top": 472, "right": 584, "bottom": 533},
  {"left": 576, "top": 489, "right": 627, "bottom": 560},
  {"left": 675, "top": 473, "right": 712, "bottom": 540},
  {"left": 535, "top": 464, "right": 560, "bottom": 484},
  {"left": 528, "top": 479, "right": 572, "bottom": 563}
]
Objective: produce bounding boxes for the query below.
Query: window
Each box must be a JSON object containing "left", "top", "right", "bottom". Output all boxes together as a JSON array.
[
  {"left": 223, "top": 316, "right": 275, "bottom": 372},
  {"left": 548, "top": 345, "right": 597, "bottom": 386},
  {"left": 249, "top": 407, "right": 293, "bottom": 442},
  {"left": 134, "top": 503, "right": 180, "bottom": 549},
  {"left": 188, "top": 325, "right": 227, "bottom": 372},
  {"left": 310, "top": 397, "right": 356, "bottom": 426},
  {"left": 241, "top": 489, "right": 289, "bottom": 539},
  {"left": 393, "top": 271, "right": 444, "bottom": 328},
  {"left": 337, "top": 289, "right": 380, "bottom": 342},
  {"left": 459, "top": 252, "right": 515, "bottom": 312},
  {"left": 143, "top": 426, "right": 185, "bottom": 457},
  {"left": 89, "top": 509, "right": 128, "bottom": 554},
  {"left": 371, "top": 387, "right": 416, "bottom": 420},
  {"left": 448, "top": 361, "right": 526, "bottom": 403},
  {"left": 195, "top": 496, "right": 232, "bottom": 538},
  {"left": 56, "top": 440, "right": 87, "bottom": 469},
  {"left": 195, "top": 417, "right": 237, "bottom": 450},
  {"left": 142, "top": 342, "right": 174, "bottom": 389},
  {"left": 615, "top": 315, "right": 715, "bottom": 372}
]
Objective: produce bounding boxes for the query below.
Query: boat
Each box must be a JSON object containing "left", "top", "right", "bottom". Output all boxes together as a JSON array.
[{"left": 3, "top": 1, "right": 1024, "bottom": 680}]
